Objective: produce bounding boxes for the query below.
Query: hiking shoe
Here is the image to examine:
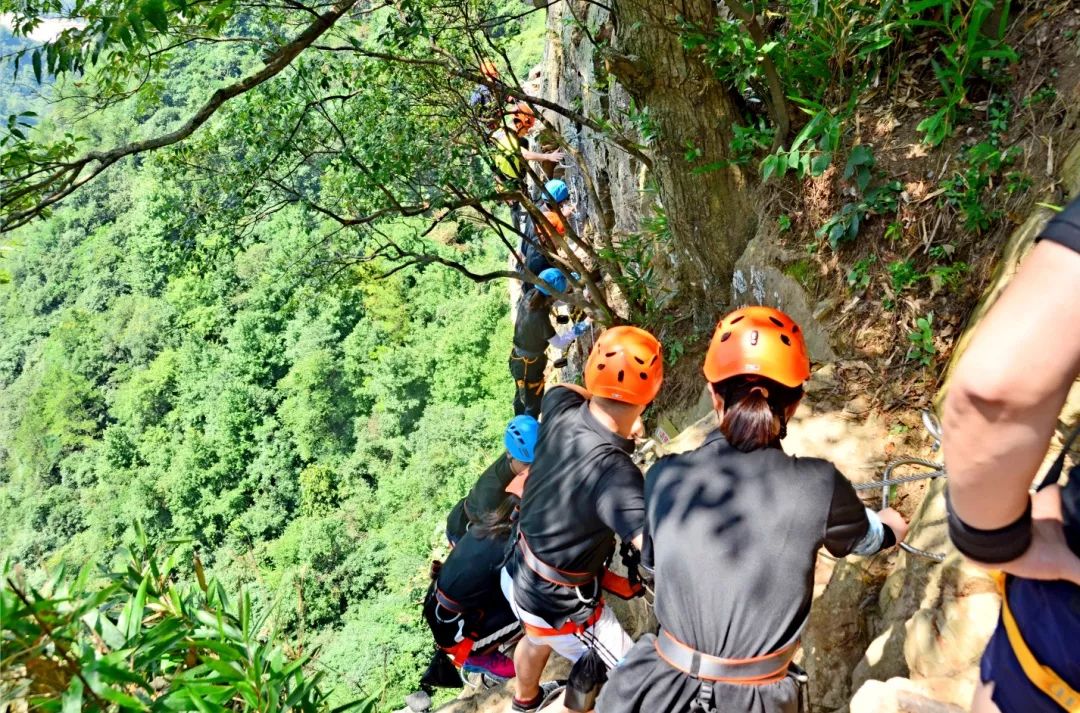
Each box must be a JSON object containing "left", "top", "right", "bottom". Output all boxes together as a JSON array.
[
  {"left": 511, "top": 680, "right": 566, "bottom": 712},
  {"left": 461, "top": 650, "right": 515, "bottom": 680}
]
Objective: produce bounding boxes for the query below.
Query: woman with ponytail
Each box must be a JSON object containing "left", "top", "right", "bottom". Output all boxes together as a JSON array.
[{"left": 598, "top": 307, "right": 909, "bottom": 713}]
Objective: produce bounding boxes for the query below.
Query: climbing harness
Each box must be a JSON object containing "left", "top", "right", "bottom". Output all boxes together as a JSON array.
[
  {"left": 518, "top": 532, "right": 596, "bottom": 589},
  {"left": 653, "top": 627, "right": 807, "bottom": 713},
  {"left": 853, "top": 410, "right": 948, "bottom": 562},
  {"left": 510, "top": 349, "right": 546, "bottom": 415},
  {"left": 520, "top": 604, "right": 604, "bottom": 640}
]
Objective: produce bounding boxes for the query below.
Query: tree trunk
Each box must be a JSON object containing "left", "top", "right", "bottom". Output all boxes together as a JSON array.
[{"left": 608, "top": 0, "right": 758, "bottom": 324}]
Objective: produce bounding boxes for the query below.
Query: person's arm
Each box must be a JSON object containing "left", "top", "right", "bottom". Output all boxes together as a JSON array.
[
  {"left": 521, "top": 148, "right": 564, "bottom": 163},
  {"left": 944, "top": 238, "right": 1080, "bottom": 579},
  {"left": 824, "top": 467, "right": 907, "bottom": 557},
  {"left": 594, "top": 460, "right": 646, "bottom": 552}
]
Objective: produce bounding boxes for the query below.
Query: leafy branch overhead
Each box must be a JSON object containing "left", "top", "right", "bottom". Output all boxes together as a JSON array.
[
  {"left": 1, "top": 531, "right": 378, "bottom": 711},
  {"left": 0, "top": 0, "right": 648, "bottom": 238}
]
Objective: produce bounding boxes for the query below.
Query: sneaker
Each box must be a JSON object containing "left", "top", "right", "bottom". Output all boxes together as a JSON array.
[
  {"left": 461, "top": 651, "right": 515, "bottom": 680},
  {"left": 511, "top": 680, "right": 567, "bottom": 712}
]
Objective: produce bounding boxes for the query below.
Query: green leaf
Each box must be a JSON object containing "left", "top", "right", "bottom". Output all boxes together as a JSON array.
[
  {"left": 97, "top": 686, "right": 148, "bottom": 710},
  {"left": 126, "top": 574, "right": 149, "bottom": 640},
  {"left": 843, "top": 145, "right": 874, "bottom": 182},
  {"left": 127, "top": 12, "right": 147, "bottom": 43},
  {"left": 332, "top": 697, "right": 379, "bottom": 713},
  {"left": 62, "top": 676, "right": 83, "bottom": 713},
  {"left": 118, "top": 25, "right": 135, "bottom": 51},
  {"left": 761, "top": 155, "right": 777, "bottom": 182},
  {"left": 31, "top": 49, "right": 42, "bottom": 84},
  {"left": 142, "top": 0, "right": 169, "bottom": 34},
  {"left": 810, "top": 152, "right": 832, "bottom": 176}
]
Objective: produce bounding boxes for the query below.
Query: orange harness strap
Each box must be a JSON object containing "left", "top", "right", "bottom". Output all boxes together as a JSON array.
[
  {"left": 654, "top": 628, "right": 799, "bottom": 686},
  {"left": 521, "top": 604, "right": 604, "bottom": 639}
]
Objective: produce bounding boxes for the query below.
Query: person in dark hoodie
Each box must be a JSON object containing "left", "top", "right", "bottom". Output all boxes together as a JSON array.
[
  {"left": 598, "top": 306, "right": 908, "bottom": 713},
  {"left": 425, "top": 487, "right": 526, "bottom": 681}
]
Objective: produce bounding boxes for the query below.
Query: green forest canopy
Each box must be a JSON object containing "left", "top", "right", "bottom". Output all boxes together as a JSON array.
[{"left": 0, "top": 7, "right": 550, "bottom": 706}]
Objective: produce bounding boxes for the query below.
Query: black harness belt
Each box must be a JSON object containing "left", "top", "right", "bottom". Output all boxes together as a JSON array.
[
  {"left": 654, "top": 628, "right": 799, "bottom": 685},
  {"left": 434, "top": 588, "right": 464, "bottom": 615},
  {"left": 518, "top": 535, "right": 596, "bottom": 588}
]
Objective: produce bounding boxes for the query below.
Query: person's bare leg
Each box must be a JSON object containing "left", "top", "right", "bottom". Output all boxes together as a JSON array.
[
  {"left": 513, "top": 636, "right": 552, "bottom": 703},
  {"left": 971, "top": 681, "right": 1001, "bottom": 713}
]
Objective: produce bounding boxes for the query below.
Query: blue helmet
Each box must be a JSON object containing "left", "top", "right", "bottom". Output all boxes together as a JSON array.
[
  {"left": 544, "top": 179, "right": 570, "bottom": 204},
  {"left": 504, "top": 415, "right": 539, "bottom": 463},
  {"left": 536, "top": 267, "right": 568, "bottom": 296}
]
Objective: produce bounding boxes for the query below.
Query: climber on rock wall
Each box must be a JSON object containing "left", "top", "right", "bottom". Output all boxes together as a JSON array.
[
  {"left": 519, "top": 178, "right": 572, "bottom": 283},
  {"left": 501, "top": 326, "right": 663, "bottom": 713},
  {"left": 943, "top": 194, "right": 1080, "bottom": 713},
  {"left": 446, "top": 415, "right": 537, "bottom": 546},
  {"left": 509, "top": 269, "right": 565, "bottom": 419},
  {"left": 597, "top": 307, "right": 908, "bottom": 713},
  {"left": 489, "top": 103, "right": 564, "bottom": 235},
  {"left": 423, "top": 488, "right": 523, "bottom": 682},
  {"left": 469, "top": 60, "right": 503, "bottom": 128}
]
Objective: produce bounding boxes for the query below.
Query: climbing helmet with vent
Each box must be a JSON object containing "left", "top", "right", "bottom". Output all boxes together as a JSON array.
[
  {"left": 544, "top": 179, "right": 570, "bottom": 204},
  {"left": 585, "top": 326, "right": 664, "bottom": 405},
  {"left": 505, "top": 415, "right": 539, "bottom": 463},
  {"left": 703, "top": 306, "right": 809, "bottom": 388},
  {"left": 536, "top": 267, "right": 567, "bottom": 296}
]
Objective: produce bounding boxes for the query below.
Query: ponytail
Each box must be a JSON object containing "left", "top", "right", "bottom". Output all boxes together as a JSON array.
[
  {"left": 470, "top": 494, "right": 519, "bottom": 540},
  {"left": 712, "top": 377, "right": 803, "bottom": 452}
]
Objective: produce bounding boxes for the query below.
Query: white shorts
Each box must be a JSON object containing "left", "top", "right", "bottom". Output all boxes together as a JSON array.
[{"left": 500, "top": 566, "right": 632, "bottom": 667}]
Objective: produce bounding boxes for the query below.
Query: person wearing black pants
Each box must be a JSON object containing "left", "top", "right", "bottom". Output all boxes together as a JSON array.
[{"left": 510, "top": 268, "right": 563, "bottom": 418}]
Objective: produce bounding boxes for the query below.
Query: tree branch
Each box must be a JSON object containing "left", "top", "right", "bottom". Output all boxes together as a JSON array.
[{"left": 1, "top": 0, "right": 360, "bottom": 232}]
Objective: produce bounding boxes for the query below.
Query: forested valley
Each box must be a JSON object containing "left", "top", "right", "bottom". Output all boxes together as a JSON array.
[{"left": 1, "top": 4, "right": 545, "bottom": 705}]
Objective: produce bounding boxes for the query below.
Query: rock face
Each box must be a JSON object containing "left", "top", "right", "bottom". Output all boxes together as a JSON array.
[
  {"left": 486, "top": 13, "right": 1080, "bottom": 713},
  {"left": 849, "top": 678, "right": 966, "bottom": 713},
  {"left": 538, "top": 0, "right": 648, "bottom": 246}
]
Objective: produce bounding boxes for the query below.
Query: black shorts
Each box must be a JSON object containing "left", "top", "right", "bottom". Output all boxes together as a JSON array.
[{"left": 980, "top": 578, "right": 1080, "bottom": 713}]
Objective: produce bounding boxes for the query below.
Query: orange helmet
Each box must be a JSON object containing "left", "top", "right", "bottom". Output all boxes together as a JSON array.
[
  {"left": 511, "top": 102, "right": 535, "bottom": 135},
  {"left": 479, "top": 59, "right": 500, "bottom": 79},
  {"left": 703, "top": 306, "right": 810, "bottom": 388},
  {"left": 585, "top": 326, "right": 664, "bottom": 405},
  {"left": 538, "top": 209, "right": 566, "bottom": 241}
]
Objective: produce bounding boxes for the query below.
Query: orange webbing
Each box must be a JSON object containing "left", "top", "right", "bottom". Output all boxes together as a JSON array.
[{"left": 521, "top": 605, "right": 604, "bottom": 639}]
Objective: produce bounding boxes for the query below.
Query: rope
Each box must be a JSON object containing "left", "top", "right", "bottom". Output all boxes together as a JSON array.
[
  {"left": 852, "top": 453, "right": 949, "bottom": 562},
  {"left": 852, "top": 458, "right": 945, "bottom": 491}
]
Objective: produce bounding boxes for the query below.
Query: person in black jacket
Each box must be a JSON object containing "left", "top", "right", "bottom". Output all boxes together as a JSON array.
[
  {"left": 598, "top": 306, "right": 908, "bottom": 713},
  {"left": 425, "top": 493, "right": 522, "bottom": 681},
  {"left": 509, "top": 268, "right": 565, "bottom": 418}
]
